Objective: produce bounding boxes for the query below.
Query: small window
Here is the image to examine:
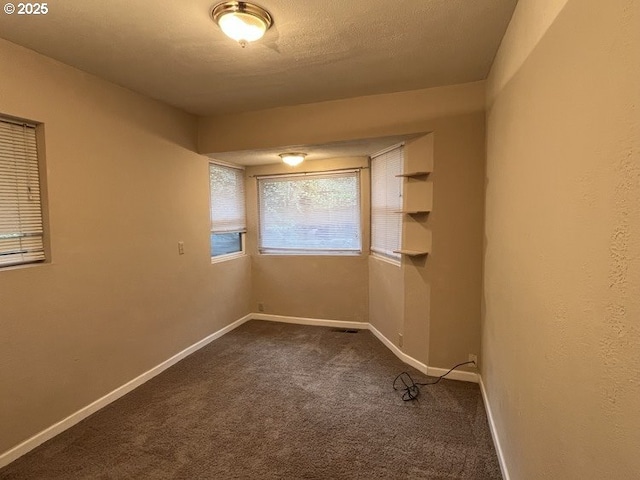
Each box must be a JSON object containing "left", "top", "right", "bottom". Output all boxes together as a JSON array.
[
  {"left": 371, "top": 145, "right": 403, "bottom": 262},
  {"left": 0, "top": 117, "right": 45, "bottom": 268},
  {"left": 209, "top": 162, "right": 246, "bottom": 259},
  {"left": 258, "top": 170, "right": 361, "bottom": 255}
]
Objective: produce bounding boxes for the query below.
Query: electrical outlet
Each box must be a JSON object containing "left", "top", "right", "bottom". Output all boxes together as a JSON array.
[
  {"left": 468, "top": 354, "right": 478, "bottom": 367},
  {"left": 177, "top": 241, "right": 185, "bottom": 255},
  {"left": 398, "top": 333, "right": 404, "bottom": 347},
  {"left": 257, "top": 302, "right": 265, "bottom": 312}
]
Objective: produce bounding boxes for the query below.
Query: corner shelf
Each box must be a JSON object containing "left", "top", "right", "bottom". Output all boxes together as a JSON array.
[
  {"left": 395, "top": 171, "right": 431, "bottom": 178},
  {"left": 395, "top": 163, "right": 432, "bottom": 258},
  {"left": 393, "top": 249, "right": 429, "bottom": 257},
  {"left": 394, "top": 209, "right": 431, "bottom": 215}
]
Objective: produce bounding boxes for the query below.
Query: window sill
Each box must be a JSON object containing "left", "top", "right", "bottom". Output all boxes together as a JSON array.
[
  {"left": 259, "top": 251, "right": 362, "bottom": 257},
  {"left": 211, "top": 252, "right": 246, "bottom": 264},
  {"left": 370, "top": 253, "right": 401, "bottom": 267}
]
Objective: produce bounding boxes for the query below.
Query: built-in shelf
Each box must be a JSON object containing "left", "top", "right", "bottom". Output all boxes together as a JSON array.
[
  {"left": 393, "top": 249, "right": 430, "bottom": 257},
  {"left": 395, "top": 171, "right": 432, "bottom": 178},
  {"left": 394, "top": 210, "right": 431, "bottom": 215}
]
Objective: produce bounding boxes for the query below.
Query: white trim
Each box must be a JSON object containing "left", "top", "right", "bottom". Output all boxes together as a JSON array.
[
  {"left": 368, "top": 323, "right": 430, "bottom": 375},
  {"left": 0, "top": 312, "right": 480, "bottom": 469},
  {"left": 479, "top": 375, "right": 511, "bottom": 480},
  {"left": 368, "top": 323, "right": 478, "bottom": 383},
  {"left": 0, "top": 313, "right": 253, "bottom": 469},
  {"left": 258, "top": 250, "right": 361, "bottom": 256},
  {"left": 426, "top": 365, "right": 478, "bottom": 383},
  {"left": 255, "top": 168, "right": 361, "bottom": 180},
  {"left": 211, "top": 251, "right": 245, "bottom": 264},
  {"left": 0, "top": 116, "right": 37, "bottom": 128},
  {"left": 251, "top": 313, "right": 368, "bottom": 330},
  {"left": 208, "top": 158, "right": 245, "bottom": 170},
  {"left": 255, "top": 315, "right": 477, "bottom": 383},
  {"left": 370, "top": 142, "right": 405, "bottom": 159}
]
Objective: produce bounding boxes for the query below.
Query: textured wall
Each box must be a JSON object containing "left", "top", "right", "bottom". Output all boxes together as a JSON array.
[
  {"left": 0, "top": 39, "right": 252, "bottom": 455},
  {"left": 483, "top": 0, "right": 640, "bottom": 478}
]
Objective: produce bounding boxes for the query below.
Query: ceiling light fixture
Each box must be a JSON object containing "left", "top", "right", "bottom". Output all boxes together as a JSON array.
[
  {"left": 279, "top": 153, "right": 306, "bottom": 167},
  {"left": 212, "top": 1, "right": 273, "bottom": 48}
]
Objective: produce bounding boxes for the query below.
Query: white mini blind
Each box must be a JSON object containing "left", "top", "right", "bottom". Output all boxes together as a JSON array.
[
  {"left": 0, "top": 119, "right": 45, "bottom": 268},
  {"left": 209, "top": 162, "right": 246, "bottom": 233},
  {"left": 371, "top": 145, "right": 403, "bottom": 260},
  {"left": 258, "top": 171, "right": 361, "bottom": 254}
]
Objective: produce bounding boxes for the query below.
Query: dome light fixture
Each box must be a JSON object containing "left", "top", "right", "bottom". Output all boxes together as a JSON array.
[
  {"left": 212, "top": 1, "right": 273, "bottom": 48},
  {"left": 279, "top": 153, "right": 307, "bottom": 167}
]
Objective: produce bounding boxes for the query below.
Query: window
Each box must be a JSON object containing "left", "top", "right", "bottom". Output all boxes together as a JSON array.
[
  {"left": 0, "top": 118, "right": 45, "bottom": 268},
  {"left": 209, "top": 162, "right": 246, "bottom": 258},
  {"left": 371, "top": 145, "right": 403, "bottom": 262},
  {"left": 258, "top": 170, "right": 361, "bottom": 255}
]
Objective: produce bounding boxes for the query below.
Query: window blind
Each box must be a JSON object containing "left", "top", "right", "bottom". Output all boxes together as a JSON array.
[
  {"left": 258, "top": 170, "right": 361, "bottom": 254},
  {"left": 209, "top": 162, "right": 246, "bottom": 233},
  {"left": 0, "top": 119, "right": 45, "bottom": 268},
  {"left": 371, "top": 145, "right": 403, "bottom": 260}
]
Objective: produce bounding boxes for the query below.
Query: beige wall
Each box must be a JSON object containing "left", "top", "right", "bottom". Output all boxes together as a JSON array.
[
  {"left": 0, "top": 33, "right": 488, "bottom": 461},
  {"left": 198, "top": 81, "right": 486, "bottom": 155},
  {"left": 245, "top": 158, "right": 369, "bottom": 322},
  {"left": 427, "top": 115, "right": 486, "bottom": 369},
  {"left": 202, "top": 84, "right": 486, "bottom": 371},
  {"left": 398, "top": 135, "right": 433, "bottom": 364},
  {"left": 0, "top": 39, "right": 251, "bottom": 454},
  {"left": 389, "top": 118, "right": 485, "bottom": 369},
  {"left": 368, "top": 256, "right": 404, "bottom": 342},
  {"left": 487, "top": 0, "right": 570, "bottom": 103},
  {"left": 483, "top": 0, "right": 640, "bottom": 478}
]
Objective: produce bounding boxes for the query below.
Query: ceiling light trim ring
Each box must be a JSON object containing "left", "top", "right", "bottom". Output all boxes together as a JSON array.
[
  {"left": 212, "top": 1, "right": 273, "bottom": 27},
  {"left": 212, "top": 1, "right": 273, "bottom": 34}
]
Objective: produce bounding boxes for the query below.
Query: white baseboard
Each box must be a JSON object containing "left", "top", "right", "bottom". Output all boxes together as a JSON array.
[
  {"left": 367, "top": 323, "right": 478, "bottom": 383},
  {"left": 251, "top": 313, "right": 369, "bottom": 330},
  {"left": 368, "top": 323, "right": 430, "bottom": 375},
  {"left": 1, "top": 312, "right": 478, "bottom": 469},
  {"left": 254, "top": 315, "right": 477, "bottom": 382},
  {"left": 478, "top": 375, "right": 511, "bottom": 480},
  {"left": 0, "top": 313, "right": 253, "bottom": 469},
  {"left": 427, "top": 365, "right": 478, "bottom": 383}
]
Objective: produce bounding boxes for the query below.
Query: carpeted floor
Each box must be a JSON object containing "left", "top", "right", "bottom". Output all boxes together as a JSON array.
[{"left": 0, "top": 321, "right": 502, "bottom": 479}]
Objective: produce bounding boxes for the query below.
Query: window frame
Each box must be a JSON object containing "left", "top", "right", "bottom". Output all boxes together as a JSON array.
[
  {"left": 210, "top": 231, "right": 246, "bottom": 264},
  {"left": 370, "top": 144, "right": 404, "bottom": 266},
  {"left": 209, "top": 160, "right": 246, "bottom": 263},
  {"left": 0, "top": 115, "right": 48, "bottom": 270},
  {"left": 257, "top": 169, "right": 363, "bottom": 256}
]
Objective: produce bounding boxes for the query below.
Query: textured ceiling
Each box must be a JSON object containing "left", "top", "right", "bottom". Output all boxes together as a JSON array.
[{"left": 0, "top": 0, "right": 517, "bottom": 116}]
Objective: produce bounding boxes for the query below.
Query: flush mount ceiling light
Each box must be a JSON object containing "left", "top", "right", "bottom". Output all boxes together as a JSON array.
[
  {"left": 279, "top": 153, "right": 306, "bottom": 167},
  {"left": 212, "top": 1, "right": 273, "bottom": 48}
]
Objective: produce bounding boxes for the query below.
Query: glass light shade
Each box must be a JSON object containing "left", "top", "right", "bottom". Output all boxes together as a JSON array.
[
  {"left": 218, "top": 12, "right": 267, "bottom": 43},
  {"left": 280, "top": 153, "right": 306, "bottom": 166}
]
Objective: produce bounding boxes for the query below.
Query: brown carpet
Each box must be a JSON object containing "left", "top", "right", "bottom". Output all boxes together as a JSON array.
[{"left": 0, "top": 321, "right": 502, "bottom": 479}]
